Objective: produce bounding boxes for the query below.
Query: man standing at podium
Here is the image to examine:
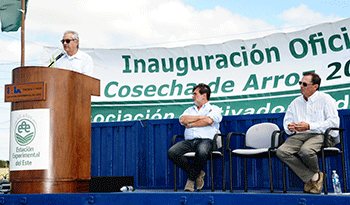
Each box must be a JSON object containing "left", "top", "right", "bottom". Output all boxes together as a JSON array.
[{"left": 55, "top": 30, "right": 94, "bottom": 77}]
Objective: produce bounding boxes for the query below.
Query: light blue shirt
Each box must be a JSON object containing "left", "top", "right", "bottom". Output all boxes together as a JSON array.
[{"left": 180, "top": 102, "right": 222, "bottom": 140}]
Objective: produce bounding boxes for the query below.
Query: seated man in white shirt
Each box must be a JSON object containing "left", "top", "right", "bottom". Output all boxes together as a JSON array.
[
  {"left": 276, "top": 72, "right": 339, "bottom": 194},
  {"left": 168, "top": 83, "right": 222, "bottom": 192},
  {"left": 55, "top": 30, "right": 94, "bottom": 77}
]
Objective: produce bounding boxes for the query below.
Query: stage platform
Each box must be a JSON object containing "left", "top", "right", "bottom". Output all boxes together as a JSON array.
[
  {"left": 1, "top": 189, "right": 349, "bottom": 205},
  {"left": 4, "top": 111, "right": 349, "bottom": 204}
]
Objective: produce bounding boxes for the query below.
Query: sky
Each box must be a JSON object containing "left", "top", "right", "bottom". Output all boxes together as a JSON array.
[{"left": 0, "top": 0, "right": 349, "bottom": 160}]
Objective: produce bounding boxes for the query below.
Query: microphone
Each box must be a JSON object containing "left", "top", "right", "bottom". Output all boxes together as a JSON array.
[{"left": 48, "top": 51, "right": 65, "bottom": 67}]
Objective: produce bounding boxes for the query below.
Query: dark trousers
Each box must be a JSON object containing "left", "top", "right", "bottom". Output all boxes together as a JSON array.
[{"left": 168, "top": 139, "right": 213, "bottom": 181}]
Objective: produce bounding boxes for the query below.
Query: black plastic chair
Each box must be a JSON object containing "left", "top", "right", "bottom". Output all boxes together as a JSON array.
[
  {"left": 171, "top": 133, "right": 226, "bottom": 192},
  {"left": 321, "top": 127, "right": 347, "bottom": 195}
]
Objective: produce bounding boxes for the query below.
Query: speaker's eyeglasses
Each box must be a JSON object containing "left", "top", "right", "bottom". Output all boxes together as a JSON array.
[
  {"left": 298, "top": 81, "right": 313, "bottom": 87},
  {"left": 61, "top": 39, "right": 75, "bottom": 44}
]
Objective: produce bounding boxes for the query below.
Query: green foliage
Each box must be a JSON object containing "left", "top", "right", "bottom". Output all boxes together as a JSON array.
[
  {"left": 0, "top": 161, "right": 9, "bottom": 168},
  {"left": 49, "top": 54, "right": 55, "bottom": 67}
]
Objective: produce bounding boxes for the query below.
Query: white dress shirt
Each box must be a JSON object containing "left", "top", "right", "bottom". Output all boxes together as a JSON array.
[
  {"left": 55, "top": 50, "right": 94, "bottom": 77},
  {"left": 180, "top": 102, "right": 222, "bottom": 140},
  {"left": 283, "top": 91, "right": 339, "bottom": 138}
]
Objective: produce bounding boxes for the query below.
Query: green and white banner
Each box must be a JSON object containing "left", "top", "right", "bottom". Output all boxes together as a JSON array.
[{"left": 44, "top": 18, "right": 350, "bottom": 122}]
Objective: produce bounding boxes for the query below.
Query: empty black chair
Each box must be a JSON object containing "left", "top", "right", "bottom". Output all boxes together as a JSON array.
[{"left": 321, "top": 127, "right": 347, "bottom": 195}]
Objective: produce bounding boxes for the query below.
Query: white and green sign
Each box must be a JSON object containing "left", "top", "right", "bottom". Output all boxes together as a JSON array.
[
  {"left": 44, "top": 18, "right": 350, "bottom": 122},
  {"left": 10, "top": 109, "right": 50, "bottom": 171}
]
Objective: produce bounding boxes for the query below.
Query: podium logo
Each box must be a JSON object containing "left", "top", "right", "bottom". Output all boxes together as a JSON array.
[
  {"left": 15, "top": 119, "right": 36, "bottom": 146},
  {"left": 7, "top": 86, "right": 21, "bottom": 94}
]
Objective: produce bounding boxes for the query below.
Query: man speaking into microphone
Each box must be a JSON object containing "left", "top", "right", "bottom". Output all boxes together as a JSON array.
[{"left": 54, "top": 30, "right": 94, "bottom": 77}]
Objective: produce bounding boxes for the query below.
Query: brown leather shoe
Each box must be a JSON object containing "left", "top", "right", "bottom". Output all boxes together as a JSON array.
[
  {"left": 184, "top": 179, "right": 195, "bottom": 192},
  {"left": 310, "top": 172, "right": 324, "bottom": 194},
  {"left": 304, "top": 180, "right": 313, "bottom": 193},
  {"left": 196, "top": 171, "right": 205, "bottom": 191}
]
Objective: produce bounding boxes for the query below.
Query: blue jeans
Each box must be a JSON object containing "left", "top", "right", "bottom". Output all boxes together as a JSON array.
[{"left": 168, "top": 139, "right": 213, "bottom": 181}]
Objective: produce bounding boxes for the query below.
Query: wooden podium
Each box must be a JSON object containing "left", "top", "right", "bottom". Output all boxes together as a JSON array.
[{"left": 7, "top": 66, "right": 100, "bottom": 194}]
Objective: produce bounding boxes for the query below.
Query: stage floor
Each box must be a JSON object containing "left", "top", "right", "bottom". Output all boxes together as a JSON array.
[{"left": 1, "top": 189, "right": 349, "bottom": 205}]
